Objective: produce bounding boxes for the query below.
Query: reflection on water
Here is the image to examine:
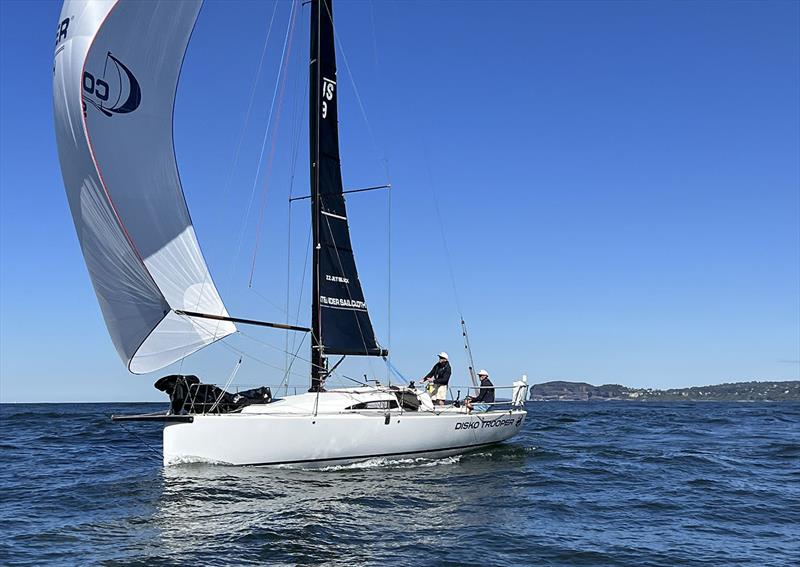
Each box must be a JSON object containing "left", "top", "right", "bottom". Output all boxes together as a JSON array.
[{"left": 151, "top": 446, "right": 532, "bottom": 564}]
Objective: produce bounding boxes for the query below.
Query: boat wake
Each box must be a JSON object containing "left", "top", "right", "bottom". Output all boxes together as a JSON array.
[
  {"left": 315, "top": 455, "right": 464, "bottom": 472},
  {"left": 313, "top": 444, "right": 537, "bottom": 470},
  {"left": 166, "top": 455, "right": 235, "bottom": 467}
]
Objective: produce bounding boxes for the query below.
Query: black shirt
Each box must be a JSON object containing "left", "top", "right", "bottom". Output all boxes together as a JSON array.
[
  {"left": 472, "top": 377, "right": 495, "bottom": 403},
  {"left": 424, "top": 361, "right": 452, "bottom": 385}
]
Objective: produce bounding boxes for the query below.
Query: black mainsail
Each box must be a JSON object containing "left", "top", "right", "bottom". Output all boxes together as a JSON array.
[{"left": 309, "top": 0, "right": 385, "bottom": 390}]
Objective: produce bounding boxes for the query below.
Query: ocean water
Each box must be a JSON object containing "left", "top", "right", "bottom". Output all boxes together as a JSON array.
[{"left": 1, "top": 402, "right": 798, "bottom": 566}]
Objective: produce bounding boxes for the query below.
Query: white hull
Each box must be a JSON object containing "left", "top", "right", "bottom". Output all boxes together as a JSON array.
[{"left": 163, "top": 402, "right": 527, "bottom": 467}]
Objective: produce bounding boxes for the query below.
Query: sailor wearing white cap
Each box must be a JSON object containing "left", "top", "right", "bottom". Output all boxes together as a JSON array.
[
  {"left": 422, "top": 352, "right": 451, "bottom": 406},
  {"left": 465, "top": 369, "right": 495, "bottom": 413}
]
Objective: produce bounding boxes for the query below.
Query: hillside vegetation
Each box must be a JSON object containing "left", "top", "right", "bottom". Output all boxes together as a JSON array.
[{"left": 528, "top": 380, "right": 799, "bottom": 402}]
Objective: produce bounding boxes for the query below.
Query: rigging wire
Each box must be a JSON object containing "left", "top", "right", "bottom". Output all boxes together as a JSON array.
[
  {"left": 248, "top": 0, "right": 301, "bottom": 287},
  {"left": 226, "top": 0, "right": 298, "bottom": 289},
  {"left": 290, "top": 225, "right": 313, "bottom": 354},
  {"left": 116, "top": 421, "right": 164, "bottom": 464},
  {"left": 238, "top": 328, "right": 312, "bottom": 363},
  {"left": 178, "top": 1, "right": 280, "bottom": 350},
  {"left": 179, "top": 2, "right": 280, "bottom": 348},
  {"left": 285, "top": 202, "right": 292, "bottom": 374},
  {"left": 425, "top": 154, "right": 463, "bottom": 315},
  {"left": 218, "top": 336, "right": 309, "bottom": 381},
  {"left": 385, "top": 359, "right": 409, "bottom": 383},
  {"left": 323, "top": 0, "right": 395, "bottom": 384},
  {"left": 368, "top": 1, "right": 381, "bottom": 83},
  {"left": 235, "top": 327, "right": 329, "bottom": 383},
  {"left": 322, "top": 0, "right": 386, "bottom": 175},
  {"left": 172, "top": 0, "right": 286, "bottom": 368},
  {"left": 368, "top": 0, "right": 393, "bottom": 385},
  {"left": 168, "top": 313, "right": 308, "bottom": 381},
  {"left": 221, "top": 1, "right": 280, "bottom": 199},
  {"left": 424, "top": 152, "right": 479, "bottom": 387},
  {"left": 284, "top": 220, "right": 313, "bottom": 374},
  {"left": 204, "top": 1, "right": 393, "bottom": 391},
  {"left": 209, "top": 357, "right": 243, "bottom": 413},
  {"left": 245, "top": 285, "right": 291, "bottom": 317},
  {"left": 284, "top": 36, "right": 310, "bottom": 377},
  {"left": 279, "top": 332, "right": 309, "bottom": 393}
]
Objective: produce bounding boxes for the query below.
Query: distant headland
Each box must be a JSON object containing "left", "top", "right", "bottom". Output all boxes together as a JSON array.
[{"left": 528, "top": 380, "right": 800, "bottom": 402}]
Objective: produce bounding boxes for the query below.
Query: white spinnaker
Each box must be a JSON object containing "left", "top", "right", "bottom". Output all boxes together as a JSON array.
[{"left": 53, "top": 0, "right": 235, "bottom": 374}]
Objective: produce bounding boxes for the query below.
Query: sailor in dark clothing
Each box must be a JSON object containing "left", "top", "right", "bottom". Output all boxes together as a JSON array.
[
  {"left": 422, "top": 352, "right": 451, "bottom": 406},
  {"left": 465, "top": 369, "right": 494, "bottom": 412}
]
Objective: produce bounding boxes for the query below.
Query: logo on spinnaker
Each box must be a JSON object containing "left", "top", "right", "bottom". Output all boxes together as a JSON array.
[
  {"left": 83, "top": 52, "right": 141, "bottom": 117},
  {"left": 55, "top": 18, "right": 70, "bottom": 47}
]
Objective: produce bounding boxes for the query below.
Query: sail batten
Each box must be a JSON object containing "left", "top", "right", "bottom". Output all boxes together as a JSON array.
[{"left": 53, "top": 0, "right": 235, "bottom": 374}]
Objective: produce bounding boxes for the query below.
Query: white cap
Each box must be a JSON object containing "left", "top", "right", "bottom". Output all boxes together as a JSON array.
[
  {"left": 438, "top": 352, "right": 449, "bottom": 360},
  {"left": 477, "top": 369, "right": 489, "bottom": 377}
]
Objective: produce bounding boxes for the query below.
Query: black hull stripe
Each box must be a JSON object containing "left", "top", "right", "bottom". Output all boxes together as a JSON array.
[{"left": 229, "top": 440, "right": 506, "bottom": 467}]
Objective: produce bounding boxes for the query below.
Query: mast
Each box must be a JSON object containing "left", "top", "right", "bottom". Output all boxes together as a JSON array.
[
  {"left": 309, "top": 0, "right": 324, "bottom": 391},
  {"left": 308, "top": 0, "right": 387, "bottom": 392}
]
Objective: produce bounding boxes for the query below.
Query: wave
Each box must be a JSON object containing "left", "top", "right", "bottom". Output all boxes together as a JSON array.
[{"left": 4, "top": 402, "right": 799, "bottom": 566}]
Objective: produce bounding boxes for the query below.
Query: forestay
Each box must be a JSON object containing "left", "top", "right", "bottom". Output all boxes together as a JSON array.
[{"left": 52, "top": 0, "right": 235, "bottom": 374}]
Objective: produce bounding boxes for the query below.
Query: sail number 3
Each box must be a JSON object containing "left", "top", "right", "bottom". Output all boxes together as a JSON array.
[{"left": 321, "top": 77, "right": 335, "bottom": 119}]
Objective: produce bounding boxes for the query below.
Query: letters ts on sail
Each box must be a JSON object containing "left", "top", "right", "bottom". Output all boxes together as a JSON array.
[{"left": 52, "top": 0, "right": 235, "bottom": 374}]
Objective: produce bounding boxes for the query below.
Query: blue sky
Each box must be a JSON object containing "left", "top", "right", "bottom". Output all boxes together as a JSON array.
[{"left": 1, "top": 0, "right": 798, "bottom": 402}]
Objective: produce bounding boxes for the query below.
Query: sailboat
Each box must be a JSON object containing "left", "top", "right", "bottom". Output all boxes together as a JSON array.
[{"left": 53, "top": 0, "right": 528, "bottom": 466}]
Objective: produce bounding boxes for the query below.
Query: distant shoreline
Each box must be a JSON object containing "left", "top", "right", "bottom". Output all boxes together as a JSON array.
[{"left": 529, "top": 380, "right": 800, "bottom": 402}]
